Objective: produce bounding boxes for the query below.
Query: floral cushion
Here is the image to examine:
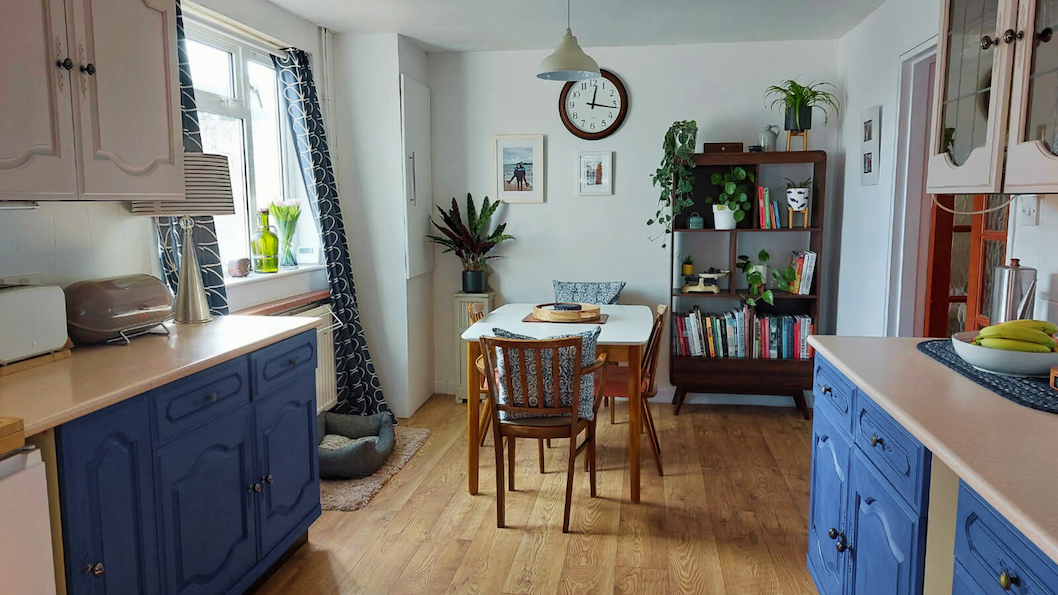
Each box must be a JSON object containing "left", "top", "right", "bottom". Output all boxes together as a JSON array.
[
  {"left": 489, "top": 326, "right": 601, "bottom": 421},
  {"left": 553, "top": 280, "right": 626, "bottom": 305}
]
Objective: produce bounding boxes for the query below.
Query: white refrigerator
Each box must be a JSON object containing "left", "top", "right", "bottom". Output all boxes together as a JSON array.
[{"left": 0, "top": 446, "right": 57, "bottom": 595}]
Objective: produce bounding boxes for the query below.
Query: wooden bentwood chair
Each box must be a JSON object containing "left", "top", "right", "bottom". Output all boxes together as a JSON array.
[
  {"left": 478, "top": 335, "right": 608, "bottom": 533},
  {"left": 600, "top": 305, "right": 667, "bottom": 476}
]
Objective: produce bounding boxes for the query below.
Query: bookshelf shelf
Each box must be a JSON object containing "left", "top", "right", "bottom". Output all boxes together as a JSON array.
[{"left": 674, "top": 227, "right": 822, "bottom": 234}]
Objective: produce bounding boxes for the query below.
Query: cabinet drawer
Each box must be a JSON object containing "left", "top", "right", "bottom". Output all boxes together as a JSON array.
[
  {"left": 151, "top": 357, "right": 250, "bottom": 445},
  {"left": 953, "top": 561, "right": 989, "bottom": 595},
  {"left": 251, "top": 330, "right": 318, "bottom": 396},
  {"left": 853, "top": 393, "right": 930, "bottom": 513},
  {"left": 956, "top": 483, "right": 1058, "bottom": 595},
  {"left": 813, "top": 356, "right": 854, "bottom": 434}
]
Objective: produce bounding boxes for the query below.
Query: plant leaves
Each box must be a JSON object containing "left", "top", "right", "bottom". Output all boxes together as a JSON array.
[
  {"left": 761, "top": 290, "right": 775, "bottom": 306},
  {"left": 758, "top": 249, "right": 770, "bottom": 262}
]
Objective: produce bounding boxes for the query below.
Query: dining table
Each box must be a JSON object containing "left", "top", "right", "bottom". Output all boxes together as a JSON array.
[{"left": 460, "top": 303, "right": 654, "bottom": 503}]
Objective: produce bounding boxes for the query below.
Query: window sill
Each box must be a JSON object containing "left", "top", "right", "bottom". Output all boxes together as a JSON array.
[{"left": 224, "top": 264, "right": 327, "bottom": 287}]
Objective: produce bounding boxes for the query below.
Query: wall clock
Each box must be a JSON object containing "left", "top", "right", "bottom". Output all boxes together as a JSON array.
[{"left": 559, "top": 69, "right": 628, "bottom": 140}]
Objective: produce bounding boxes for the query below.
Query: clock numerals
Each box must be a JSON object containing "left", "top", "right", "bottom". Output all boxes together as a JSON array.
[{"left": 561, "top": 70, "right": 626, "bottom": 139}]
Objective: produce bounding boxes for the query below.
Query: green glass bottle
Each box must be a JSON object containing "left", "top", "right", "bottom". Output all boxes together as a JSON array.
[{"left": 251, "top": 209, "right": 279, "bottom": 274}]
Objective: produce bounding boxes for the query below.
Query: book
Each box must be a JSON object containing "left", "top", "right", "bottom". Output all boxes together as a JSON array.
[
  {"left": 800, "top": 251, "right": 817, "bottom": 295},
  {"left": 772, "top": 202, "right": 782, "bottom": 229},
  {"left": 758, "top": 187, "right": 766, "bottom": 229},
  {"left": 793, "top": 252, "right": 806, "bottom": 293},
  {"left": 763, "top": 187, "right": 772, "bottom": 229},
  {"left": 769, "top": 318, "right": 779, "bottom": 359},
  {"left": 706, "top": 315, "right": 716, "bottom": 357}
]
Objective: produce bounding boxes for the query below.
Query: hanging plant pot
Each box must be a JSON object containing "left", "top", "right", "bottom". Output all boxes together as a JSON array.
[
  {"left": 712, "top": 205, "right": 737, "bottom": 230},
  {"left": 462, "top": 271, "right": 486, "bottom": 293},
  {"left": 785, "top": 106, "right": 813, "bottom": 132}
]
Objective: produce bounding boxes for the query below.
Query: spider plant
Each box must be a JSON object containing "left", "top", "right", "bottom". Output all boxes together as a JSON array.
[
  {"left": 428, "top": 193, "right": 514, "bottom": 271},
  {"left": 765, "top": 80, "right": 840, "bottom": 131}
]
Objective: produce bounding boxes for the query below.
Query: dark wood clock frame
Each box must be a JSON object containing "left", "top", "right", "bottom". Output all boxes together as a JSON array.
[{"left": 558, "top": 69, "right": 628, "bottom": 140}]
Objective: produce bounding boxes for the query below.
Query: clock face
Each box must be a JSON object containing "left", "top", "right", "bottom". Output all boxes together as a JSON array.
[{"left": 559, "top": 69, "right": 628, "bottom": 140}]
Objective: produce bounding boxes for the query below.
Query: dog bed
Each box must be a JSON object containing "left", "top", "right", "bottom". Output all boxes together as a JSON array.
[{"left": 317, "top": 411, "right": 395, "bottom": 479}]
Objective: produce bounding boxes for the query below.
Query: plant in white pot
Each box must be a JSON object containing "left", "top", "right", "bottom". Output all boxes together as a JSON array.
[
  {"left": 705, "top": 166, "right": 754, "bottom": 230},
  {"left": 428, "top": 193, "right": 514, "bottom": 293},
  {"left": 785, "top": 177, "right": 811, "bottom": 210}
]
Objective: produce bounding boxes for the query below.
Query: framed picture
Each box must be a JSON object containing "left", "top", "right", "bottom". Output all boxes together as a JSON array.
[
  {"left": 861, "top": 105, "right": 881, "bottom": 186},
  {"left": 577, "top": 151, "right": 613, "bottom": 195},
  {"left": 494, "top": 134, "right": 544, "bottom": 203}
]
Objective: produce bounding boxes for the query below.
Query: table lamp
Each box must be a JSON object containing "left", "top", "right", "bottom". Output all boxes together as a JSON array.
[{"left": 131, "top": 153, "right": 235, "bottom": 324}]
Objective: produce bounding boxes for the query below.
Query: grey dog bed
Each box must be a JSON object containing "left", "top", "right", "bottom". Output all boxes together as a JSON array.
[{"left": 317, "top": 411, "right": 396, "bottom": 479}]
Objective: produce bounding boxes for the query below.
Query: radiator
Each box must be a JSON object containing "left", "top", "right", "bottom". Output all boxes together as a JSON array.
[{"left": 291, "top": 304, "right": 339, "bottom": 413}]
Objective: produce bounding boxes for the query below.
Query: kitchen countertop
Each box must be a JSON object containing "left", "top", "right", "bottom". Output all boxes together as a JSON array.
[
  {"left": 809, "top": 336, "right": 1058, "bottom": 562},
  {"left": 0, "top": 315, "right": 319, "bottom": 436}
]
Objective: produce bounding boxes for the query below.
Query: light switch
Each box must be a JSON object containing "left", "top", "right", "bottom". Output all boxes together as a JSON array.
[{"left": 1019, "top": 195, "right": 1040, "bottom": 227}]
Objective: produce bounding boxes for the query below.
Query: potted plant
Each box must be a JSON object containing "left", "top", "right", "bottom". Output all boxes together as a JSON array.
[
  {"left": 649, "top": 120, "right": 698, "bottom": 248},
  {"left": 705, "top": 166, "right": 755, "bottom": 230},
  {"left": 736, "top": 249, "right": 796, "bottom": 306},
  {"left": 681, "top": 255, "right": 695, "bottom": 276},
  {"left": 765, "top": 80, "right": 840, "bottom": 132},
  {"left": 428, "top": 193, "right": 514, "bottom": 293},
  {"left": 784, "top": 177, "right": 812, "bottom": 212}
]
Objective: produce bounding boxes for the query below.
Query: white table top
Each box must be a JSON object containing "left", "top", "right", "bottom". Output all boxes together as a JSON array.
[{"left": 461, "top": 304, "right": 653, "bottom": 346}]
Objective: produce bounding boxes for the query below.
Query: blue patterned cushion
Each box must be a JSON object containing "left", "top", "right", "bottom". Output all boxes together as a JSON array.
[
  {"left": 489, "top": 327, "right": 601, "bottom": 421},
  {"left": 553, "top": 280, "right": 626, "bottom": 305}
]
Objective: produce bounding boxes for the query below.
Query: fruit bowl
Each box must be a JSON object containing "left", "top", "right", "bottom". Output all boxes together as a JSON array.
[{"left": 951, "top": 331, "right": 1058, "bottom": 377}]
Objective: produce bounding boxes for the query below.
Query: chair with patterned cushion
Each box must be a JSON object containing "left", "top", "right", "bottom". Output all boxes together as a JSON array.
[
  {"left": 552, "top": 280, "right": 626, "bottom": 305},
  {"left": 478, "top": 330, "right": 607, "bottom": 533}
]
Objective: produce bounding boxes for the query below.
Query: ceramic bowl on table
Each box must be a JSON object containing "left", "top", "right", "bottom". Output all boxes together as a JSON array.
[{"left": 951, "top": 331, "right": 1058, "bottom": 377}]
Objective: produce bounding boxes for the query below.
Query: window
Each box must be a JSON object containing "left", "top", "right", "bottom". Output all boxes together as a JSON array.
[{"left": 184, "top": 25, "right": 320, "bottom": 273}]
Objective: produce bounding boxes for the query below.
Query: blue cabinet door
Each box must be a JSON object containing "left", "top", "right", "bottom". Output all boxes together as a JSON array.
[
  {"left": 57, "top": 398, "right": 160, "bottom": 595},
  {"left": 254, "top": 372, "right": 320, "bottom": 554},
  {"left": 848, "top": 449, "right": 926, "bottom": 595},
  {"left": 808, "top": 410, "right": 851, "bottom": 595},
  {"left": 155, "top": 409, "right": 258, "bottom": 595}
]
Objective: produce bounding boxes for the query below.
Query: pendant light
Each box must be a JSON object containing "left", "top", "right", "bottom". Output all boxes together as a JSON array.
[{"left": 537, "top": 0, "right": 600, "bottom": 81}]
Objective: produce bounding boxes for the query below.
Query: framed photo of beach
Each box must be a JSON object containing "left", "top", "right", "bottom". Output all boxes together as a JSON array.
[
  {"left": 494, "top": 135, "right": 544, "bottom": 203},
  {"left": 577, "top": 151, "right": 613, "bottom": 195}
]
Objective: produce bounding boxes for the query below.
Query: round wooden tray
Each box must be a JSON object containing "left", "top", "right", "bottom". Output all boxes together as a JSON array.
[{"left": 532, "top": 303, "right": 601, "bottom": 322}]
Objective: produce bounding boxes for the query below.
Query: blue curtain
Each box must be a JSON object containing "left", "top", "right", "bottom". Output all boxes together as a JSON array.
[
  {"left": 272, "top": 48, "right": 390, "bottom": 416},
  {"left": 156, "top": 0, "right": 229, "bottom": 315}
]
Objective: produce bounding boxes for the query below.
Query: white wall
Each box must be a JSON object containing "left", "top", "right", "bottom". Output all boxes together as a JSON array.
[
  {"left": 427, "top": 40, "right": 842, "bottom": 397},
  {"left": 1009, "top": 195, "right": 1058, "bottom": 322},
  {"left": 834, "top": 0, "right": 940, "bottom": 336}
]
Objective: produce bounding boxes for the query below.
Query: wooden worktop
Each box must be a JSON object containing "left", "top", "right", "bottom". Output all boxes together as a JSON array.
[
  {"left": 0, "top": 315, "right": 319, "bottom": 436},
  {"left": 809, "top": 336, "right": 1058, "bottom": 561}
]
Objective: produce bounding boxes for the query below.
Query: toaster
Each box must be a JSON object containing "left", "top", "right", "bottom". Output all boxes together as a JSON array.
[
  {"left": 65, "top": 274, "right": 174, "bottom": 344},
  {"left": 0, "top": 285, "right": 69, "bottom": 365}
]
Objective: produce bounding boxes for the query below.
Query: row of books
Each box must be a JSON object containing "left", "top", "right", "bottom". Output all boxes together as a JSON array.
[
  {"left": 788, "top": 250, "right": 818, "bottom": 295},
  {"left": 672, "top": 305, "right": 815, "bottom": 360},
  {"left": 757, "top": 187, "right": 786, "bottom": 229}
]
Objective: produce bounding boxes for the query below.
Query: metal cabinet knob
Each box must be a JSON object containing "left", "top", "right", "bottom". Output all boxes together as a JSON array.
[
  {"left": 836, "top": 540, "right": 848, "bottom": 553},
  {"left": 263, "top": 474, "right": 274, "bottom": 483},
  {"left": 998, "top": 570, "right": 1018, "bottom": 590},
  {"left": 821, "top": 385, "right": 833, "bottom": 396},
  {"left": 80, "top": 63, "right": 96, "bottom": 75},
  {"left": 288, "top": 357, "right": 298, "bottom": 366},
  {"left": 828, "top": 528, "right": 839, "bottom": 540},
  {"left": 57, "top": 58, "right": 73, "bottom": 71},
  {"left": 870, "top": 434, "right": 883, "bottom": 448},
  {"left": 1004, "top": 29, "right": 1025, "bottom": 43},
  {"left": 206, "top": 392, "right": 218, "bottom": 403},
  {"left": 1040, "top": 28, "right": 1054, "bottom": 43},
  {"left": 249, "top": 483, "right": 262, "bottom": 493},
  {"left": 85, "top": 563, "right": 104, "bottom": 576}
]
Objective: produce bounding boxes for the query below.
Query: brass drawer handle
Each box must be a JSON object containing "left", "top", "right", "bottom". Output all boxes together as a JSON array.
[
  {"left": 288, "top": 357, "right": 299, "bottom": 366},
  {"left": 870, "top": 434, "right": 884, "bottom": 448},
  {"left": 205, "top": 392, "right": 218, "bottom": 403},
  {"left": 821, "top": 385, "right": 833, "bottom": 396},
  {"left": 85, "top": 563, "right": 104, "bottom": 576},
  {"left": 999, "top": 569, "right": 1018, "bottom": 590}
]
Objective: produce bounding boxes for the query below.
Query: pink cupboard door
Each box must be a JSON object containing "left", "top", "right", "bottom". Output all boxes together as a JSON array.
[
  {"left": 0, "top": 0, "right": 79, "bottom": 200},
  {"left": 71, "top": 0, "right": 184, "bottom": 200}
]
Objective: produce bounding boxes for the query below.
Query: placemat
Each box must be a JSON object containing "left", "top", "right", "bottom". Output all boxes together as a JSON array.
[
  {"left": 917, "top": 340, "right": 1058, "bottom": 414},
  {"left": 521, "top": 313, "right": 609, "bottom": 324}
]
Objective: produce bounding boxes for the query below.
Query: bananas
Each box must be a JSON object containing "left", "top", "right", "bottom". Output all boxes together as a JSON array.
[{"left": 972, "top": 320, "right": 1058, "bottom": 353}]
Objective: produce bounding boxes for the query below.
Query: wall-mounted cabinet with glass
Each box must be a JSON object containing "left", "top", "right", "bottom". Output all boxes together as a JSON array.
[{"left": 929, "top": 0, "right": 1058, "bottom": 194}]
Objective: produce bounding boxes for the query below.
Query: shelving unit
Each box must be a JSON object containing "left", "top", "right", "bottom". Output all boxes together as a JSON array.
[{"left": 668, "top": 149, "right": 828, "bottom": 419}]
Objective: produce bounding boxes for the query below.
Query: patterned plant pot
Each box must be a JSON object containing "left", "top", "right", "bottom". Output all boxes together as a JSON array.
[{"left": 787, "top": 188, "right": 810, "bottom": 212}]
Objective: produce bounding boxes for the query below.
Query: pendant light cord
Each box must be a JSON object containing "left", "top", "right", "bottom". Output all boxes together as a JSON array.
[
  {"left": 567, "top": 0, "right": 571, "bottom": 29},
  {"left": 929, "top": 194, "right": 1015, "bottom": 216}
]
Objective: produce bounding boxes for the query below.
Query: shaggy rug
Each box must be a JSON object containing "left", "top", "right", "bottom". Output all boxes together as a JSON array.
[{"left": 320, "top": 426, "right": 431, "bottom": 511}]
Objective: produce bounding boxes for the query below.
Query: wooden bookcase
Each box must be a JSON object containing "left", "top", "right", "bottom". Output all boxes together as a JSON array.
[{"left": 668, "top": 150, "right": 828, "bottom": 419}]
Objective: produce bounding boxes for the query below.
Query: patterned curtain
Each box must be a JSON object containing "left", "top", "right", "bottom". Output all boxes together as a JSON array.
[
  {"left": 155, "top": 0, "right": 230, "bottom": 315},
  {"left": 272, "top": 48, "right": 389, "bottom": 416}
]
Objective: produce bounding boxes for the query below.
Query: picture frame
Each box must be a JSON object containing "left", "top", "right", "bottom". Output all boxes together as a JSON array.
[
  {"left": 577, "top": 151, "right": 613, "bottom": 195},
  {"left": 494, "top": 134, "right": 545, "bottom": 203},
  {"left": 860, "top": 105, "right": 881, "bottom": 186}
]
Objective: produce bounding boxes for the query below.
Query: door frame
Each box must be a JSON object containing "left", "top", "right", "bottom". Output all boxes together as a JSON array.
[{"left": 886, "top": 38, "right": 938, "bottom": 337}]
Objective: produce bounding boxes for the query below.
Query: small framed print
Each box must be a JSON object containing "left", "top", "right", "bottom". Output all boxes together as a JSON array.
[
  {"left": 495, "top": 134, "right": 545, "bottom": 203},
  {"left": 577, "top": 151, "right": 613, "bottom": 195},
  {"left": 861, "top": 105, "right": 881, "bottom": 186}
]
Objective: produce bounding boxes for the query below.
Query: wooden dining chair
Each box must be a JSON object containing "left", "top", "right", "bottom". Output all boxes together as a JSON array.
[
  {"left": 478, "top": 335, "right": 607, "bottom": 533},
  {"left": 599, "top": 305, "right": 667, "bottom": 476}
]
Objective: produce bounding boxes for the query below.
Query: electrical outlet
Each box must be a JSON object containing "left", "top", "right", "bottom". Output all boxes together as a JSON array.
[
  {"left": 0, "top": 273, "right": 44, "bottom": 286},
  {"left": 1019, "top": 195, "right": 1040, "bottom": 227}
]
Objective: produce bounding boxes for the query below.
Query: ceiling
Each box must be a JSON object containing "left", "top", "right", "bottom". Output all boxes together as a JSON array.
[{"left": 268, "top": 0, "right": 886, "bottom": 52}]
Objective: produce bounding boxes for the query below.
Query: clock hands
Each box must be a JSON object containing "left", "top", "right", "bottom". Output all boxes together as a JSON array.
[
  {"left": 586, "top": 101, "right": 619, "bottom": 109},
  {"left": 590, "top": 87, "right": 597, "bottom": 109}
]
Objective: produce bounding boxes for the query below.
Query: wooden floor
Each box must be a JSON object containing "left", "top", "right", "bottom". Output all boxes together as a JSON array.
[{"left": 256, "top": 394, "right": 816, "bottom": 595}]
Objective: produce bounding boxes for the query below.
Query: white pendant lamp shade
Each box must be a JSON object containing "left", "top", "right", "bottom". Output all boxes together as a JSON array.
[{"left": 537, "top": 28, "right": 599, "bottom": 81}]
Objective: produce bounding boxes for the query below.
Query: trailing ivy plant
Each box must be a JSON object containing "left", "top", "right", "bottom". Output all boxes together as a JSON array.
[
  {"left": 649, "top": 120, "right": 698, "bottom": 248},
  {"left": 735, "top": 249, "right": 796, "bottom": 307},
  {"left": 705, "top": 166, "right": 755, "bottom": 223}
]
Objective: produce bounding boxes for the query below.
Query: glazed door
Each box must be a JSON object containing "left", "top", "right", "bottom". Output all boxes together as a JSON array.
[
  {"left": 927, "top": 0, "right": 1019, "bottom": 194},
  {"left": 0, "top": 0, "right": 79, "bottom": 200},
  {"left": 807, "top": 411, "right": 850, "bottom": 595},
  {"left": 1005, "top": 0, "right": 1058, "bottom": 191},
  {"left": 69, "top": 0, "right": 184, "bottom": 200}
]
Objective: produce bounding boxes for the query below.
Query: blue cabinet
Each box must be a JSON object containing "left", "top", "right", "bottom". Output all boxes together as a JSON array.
[
  {"left": 57, "top": 397, "right": 160, "bottom": 595},
  {"left": 808, "top": 409, "right": 851, "bottom": 595}
]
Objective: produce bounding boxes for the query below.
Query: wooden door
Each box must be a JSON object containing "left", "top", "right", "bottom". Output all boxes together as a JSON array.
[
  {"left": 848, "top": 451, "right": 926, "bottom": 595},
  {"left": 70, "top": 0, "right": 183, "bottom": 200},
  {"left": 924, "top": 195, "right": 970, "bottom": 337},
  {"left": 807, "top": 412, "right": 850, "bottom": 595},
  {"left": 57, "top": 398, "right": 160, "bottom": 595},
  {"left": 966, "top": 195, "right": 1011, "bottom": 329},
  {"left": 254, "top": 373, "right": 319, "bottom": 555},
  {"left": 0, "top": 0, "right": 79, "bottom": 200},
  {"left": 155, "top": 409, "right": 257, "bottom": 595},
  {"left": 400, "top": 74, "right": 434, "bottom": 279},
  {"left": 1004, "top": 0, "right": 1058, "bottom": 192},
  {"left": 927, "top": 0, "right": 1019, "bottom": 194}
]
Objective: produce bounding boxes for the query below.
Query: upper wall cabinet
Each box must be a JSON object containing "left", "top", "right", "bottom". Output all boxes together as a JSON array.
[
  {"left": 1005, "top": 0, "right": 1058, "bottom": 192},
  {"left": 0, "top": 0, "right": 183, "bottom": 201}
]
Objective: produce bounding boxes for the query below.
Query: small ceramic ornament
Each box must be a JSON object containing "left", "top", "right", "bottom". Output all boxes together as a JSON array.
[{"left": 228, "top": 258, "right": 252, "bottom": 278}]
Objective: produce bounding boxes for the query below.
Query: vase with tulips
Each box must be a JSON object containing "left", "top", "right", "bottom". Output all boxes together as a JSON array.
[{"left": 269, "top": 199, "right": 302, "bottom": 270}]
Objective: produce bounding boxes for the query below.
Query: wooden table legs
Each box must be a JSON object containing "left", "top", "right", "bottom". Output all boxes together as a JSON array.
[
  {"left": 467, "top": 340, "right": 481, "bottom": 495},
  {"left": 627, "top": 344, "right": 642, "bottom": 503}
]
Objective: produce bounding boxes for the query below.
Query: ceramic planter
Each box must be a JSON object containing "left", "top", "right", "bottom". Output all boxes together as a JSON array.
[
  {"left": 787, "top": 188, "right": 810, "bottom": 212},
  {"left": 712, "top": 205, "right": 737, "bottom": 230},
  {"left": 681, "top": 263, "right": 695, "bottom": 276},
  {"left": 785, "top": 106, "right": 813, "bottom": 132},
  {"left": 462, "top": 270, "right": 485, "bottom": 293}
]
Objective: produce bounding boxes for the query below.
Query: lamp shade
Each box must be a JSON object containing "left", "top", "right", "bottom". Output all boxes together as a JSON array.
[
  {"left": 131, "top": 153, "right": 236, "bottom": 216},
  {"left": 536, "top": 28, "right": 600, "bottom": 81}
]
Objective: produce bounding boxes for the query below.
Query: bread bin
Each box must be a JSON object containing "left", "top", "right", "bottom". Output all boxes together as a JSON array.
[
  {"left": 65, "top": 275, "right": 173, "bottom": 344},
  {"left": 0, "top": 285, "right": 69, "bottom": 364}
]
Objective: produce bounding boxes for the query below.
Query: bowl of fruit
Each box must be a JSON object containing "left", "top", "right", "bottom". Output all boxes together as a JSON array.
[{"left": 952, "top": 320, "right": 1058, "bottom": 377}]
